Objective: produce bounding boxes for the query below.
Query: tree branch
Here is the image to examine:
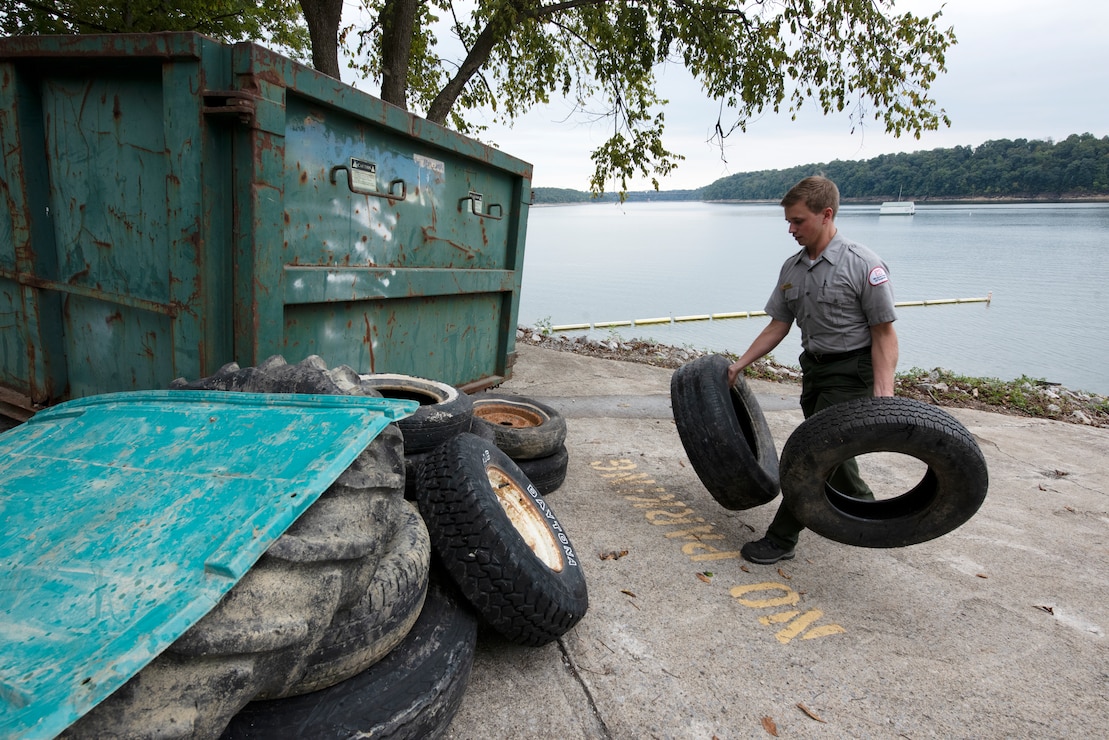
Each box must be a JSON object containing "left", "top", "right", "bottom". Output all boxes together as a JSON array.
[
  {"left": 20, "top": 0, "right": 112, "bottom": 31},
  {"left": 427, "top": 0, "right": 631, "bottom": 122},
  {"left": 427, "top": 1, "right": 526, "bottom": 122}
]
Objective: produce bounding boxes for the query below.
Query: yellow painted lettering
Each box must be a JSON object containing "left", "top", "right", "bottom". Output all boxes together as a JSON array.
[
  {"left": 681, "top": 543, "right": 742, "bottom": 560},
  {"left": 759, "top": 610, "right": 801, "bottom": 625},
  {"left": 645, "top": 508, "right": 699, "bottom": 523},
  {"left": 690, "top": 551, "right": 742, "bottom": 561},
  {"left": 647, "top": 516, "right": 704, "bottom": 526},
  {"left": 591, "top": 459, "right": 636, "bottom": 472},
  {"left": 729, "top": 582, "right": 801, "bottom": 608},
  {"left": 774, "top": 609, "right": 826, "bottom": 644},
  {"left": 627, "top": 494, "right": 679, "bottom": 506},
  {"left": 665, "top": 525, "right": 724, "bottom": 541},
  {"left": 605, "top": 472, "right": 656, "bottom": 484}
]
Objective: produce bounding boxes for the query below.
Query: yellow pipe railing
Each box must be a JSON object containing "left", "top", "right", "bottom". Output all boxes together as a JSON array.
[{"left": 550, "top": 293, "right": 991, "bottom": 332}]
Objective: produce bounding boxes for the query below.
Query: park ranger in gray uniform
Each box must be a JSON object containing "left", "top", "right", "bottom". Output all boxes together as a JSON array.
[{"left": 727, "top": 175, "right": 899, "bottom": 564}]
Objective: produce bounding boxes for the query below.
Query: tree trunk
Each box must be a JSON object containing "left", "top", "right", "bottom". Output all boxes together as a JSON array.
[
  {"left": 299, "top": 0, "right": 344, "bottom": 79},
  {"left": 379, "top": 0, "right": 418, "bottom": 109},
  {"left": 426, "top": 21, "right": 502, "bottom": 124}
]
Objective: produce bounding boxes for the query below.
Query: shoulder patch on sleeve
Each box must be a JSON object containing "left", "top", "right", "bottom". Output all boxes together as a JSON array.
[{"left": 868, "top": 266, "right": 890, "bottom": 286}]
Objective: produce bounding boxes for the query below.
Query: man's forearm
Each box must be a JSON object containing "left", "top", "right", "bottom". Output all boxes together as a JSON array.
[{"left": 870, "top": 322, "right": 899, "bottom": 396}]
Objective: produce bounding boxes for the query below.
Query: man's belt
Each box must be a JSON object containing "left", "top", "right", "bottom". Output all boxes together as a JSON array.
[{"left": 803, "top": 346, "right": 872, "bottom": 364}]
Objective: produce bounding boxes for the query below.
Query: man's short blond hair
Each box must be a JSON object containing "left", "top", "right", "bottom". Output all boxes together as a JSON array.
[{"left": 781, "top": 176, "right": 839, "bottom": 218}]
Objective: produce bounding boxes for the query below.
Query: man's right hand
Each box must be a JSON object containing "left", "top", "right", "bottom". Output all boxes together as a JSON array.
[
  {"left": 727, "top": 362, "right": 744, "bottom": 387},
  {"left": 724, "top": 319, "right": 790, "bottom": 388}
]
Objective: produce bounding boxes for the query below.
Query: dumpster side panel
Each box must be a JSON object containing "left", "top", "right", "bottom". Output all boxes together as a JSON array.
[
  {"left": 0, "top": 59, "right": 68, "bottom": 404},
  {"left": 0, "top": 36, "right": 235, "bottom": 410},
  {"left": 44, "top": 64, "right": 215, "bottom": 397},
  {"left": 281, "top": 292, "right": 510, "bottom": 380},
  {"left": 237, "top": 44, "right": 531, "bottom": 388},
  {"left": 0, "top": 279, "right": 32, "bottom": 404},
  {"left": 43, "top": 70, "right": 171, "bottom": 302}
]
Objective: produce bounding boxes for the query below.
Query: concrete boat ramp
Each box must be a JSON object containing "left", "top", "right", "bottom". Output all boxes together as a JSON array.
[{"left": 446, "top": 344, "right": 1109, "bottom": 738}]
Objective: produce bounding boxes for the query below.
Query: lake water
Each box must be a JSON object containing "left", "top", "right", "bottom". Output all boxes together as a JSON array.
[{"left": 517, "top": 201, "right": 1109, "bottom": 396}]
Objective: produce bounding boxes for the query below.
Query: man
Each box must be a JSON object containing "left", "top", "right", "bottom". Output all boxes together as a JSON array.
[{"left": 726, "top": 175, "right": 899, "bottom": 564}]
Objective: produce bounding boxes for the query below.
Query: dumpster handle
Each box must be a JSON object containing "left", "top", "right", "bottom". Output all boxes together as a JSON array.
[
  {"left": 460, "top": 191, "right": 503, "bottom": 220},
  {"left": 329, "top": 163, "right": 407, "bottom": 203}
]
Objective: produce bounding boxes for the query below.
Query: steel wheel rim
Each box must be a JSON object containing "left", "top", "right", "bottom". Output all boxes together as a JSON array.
[
  {"left": 475, "top": 403, "right": 546, "bottom": 429},
  {"left": 487, "top": 465, "right": 563, "bottom": 572}
]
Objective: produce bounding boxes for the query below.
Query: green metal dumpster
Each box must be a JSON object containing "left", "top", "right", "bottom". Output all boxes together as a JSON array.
[{"left": 0, "top": 33, "right": 532, "bottom": 420}]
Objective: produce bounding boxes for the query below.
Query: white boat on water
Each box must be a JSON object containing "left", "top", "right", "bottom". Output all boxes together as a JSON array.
[
  {"left": 880, "top": 186, "right": 915, "bottom": 215},
  {"left": 879, "top": 200, "right": 916, "bottom": 215}
]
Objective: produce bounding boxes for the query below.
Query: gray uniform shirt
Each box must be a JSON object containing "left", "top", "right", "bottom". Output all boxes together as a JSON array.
[{"left": 764, "top": 232, "right": 897, "bottom": 355}]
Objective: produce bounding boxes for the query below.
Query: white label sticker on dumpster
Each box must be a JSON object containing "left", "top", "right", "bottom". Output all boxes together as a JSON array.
[
  {"left": 350, "top": 158, "right": 377, "bottom": 192},
  {"left": 414, "top": 153, "right": 445, "bottom": 175}
]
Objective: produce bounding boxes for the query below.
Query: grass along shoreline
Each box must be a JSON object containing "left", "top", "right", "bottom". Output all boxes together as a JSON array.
[{"left": 517, "top": 326, "right": 1109, "bottom": 429}]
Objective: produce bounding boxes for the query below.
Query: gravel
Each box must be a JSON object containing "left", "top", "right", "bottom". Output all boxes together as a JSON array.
[{"left": 516, "top": 326, "right": 1109, "bottom": 429}]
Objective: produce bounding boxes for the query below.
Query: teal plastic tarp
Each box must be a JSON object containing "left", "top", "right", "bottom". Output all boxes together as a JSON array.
[{"left": 0, "top": 390, "right": 417, "bottom": 739}]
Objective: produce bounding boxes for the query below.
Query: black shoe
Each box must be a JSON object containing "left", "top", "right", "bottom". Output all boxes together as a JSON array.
[{"left": 741, "top": 536, "right": 795, "bottom": 564}]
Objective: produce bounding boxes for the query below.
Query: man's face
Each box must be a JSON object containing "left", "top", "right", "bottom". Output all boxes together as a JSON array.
[{"left": 783, "top": 202, "right": 832, "bottom": 249}]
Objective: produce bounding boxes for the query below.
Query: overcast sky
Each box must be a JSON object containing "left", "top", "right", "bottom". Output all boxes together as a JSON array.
[{"left": 341, "top": 0, "right": 1108, "bottom": 191}]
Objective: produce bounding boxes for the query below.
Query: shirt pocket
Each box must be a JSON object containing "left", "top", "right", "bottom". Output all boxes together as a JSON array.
[
  {"left": 782, "top": 286, "right": 801, "bottom": 313},
  {"left": 817, "top": 284, "right": 854, "bottom": 324}
]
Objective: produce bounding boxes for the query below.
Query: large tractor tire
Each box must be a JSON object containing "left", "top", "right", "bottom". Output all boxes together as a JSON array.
[{"left": 62, "top": 356, "right": 426, "bottom": 738}]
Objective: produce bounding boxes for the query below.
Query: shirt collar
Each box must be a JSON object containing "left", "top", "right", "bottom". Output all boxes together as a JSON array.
[
  {"left": 791, "top": 232, "right": 846, "bottom": 266},
  {"left": 819, "top": 233, "right": 847, "bottom": 264}
]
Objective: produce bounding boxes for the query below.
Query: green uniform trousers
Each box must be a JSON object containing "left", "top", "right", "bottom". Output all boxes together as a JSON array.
[{"left": 765, "top": 351, "right": 876, "bottom": 549}]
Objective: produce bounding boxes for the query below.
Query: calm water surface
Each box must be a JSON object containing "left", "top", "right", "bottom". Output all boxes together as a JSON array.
[{"left": 518, "top": 202, "right": 1109, "bottom": 395}]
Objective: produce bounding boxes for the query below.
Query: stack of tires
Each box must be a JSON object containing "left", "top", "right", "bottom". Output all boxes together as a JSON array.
[
  {"left": 470, "top": 392, "right": 569, "bottom": 496},
  {"left": 370, "top": 379, "right": 570, "bottom": 500},
  {"left": 355, "top": 377, "right": 584, "bottom": 647},
  {"left": 61, "top": 357, "right": 587, "bottom": 740}
]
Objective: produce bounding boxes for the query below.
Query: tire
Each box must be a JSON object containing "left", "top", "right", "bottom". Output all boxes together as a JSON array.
[
  {"left": 468, "top": 416, "right": 498, "bottom": 444},
  {"left": 515, "top": 444, "right": 569, "bottom": 495},
  {"left": 170, "top": 354, "right": 382, "bottom": 397},
  {"left": 404, "top": 417, "right": 498, "bottom": 501},
  {"left": 403, "top": 448, "right": 433, "bottom": 501},
  {"left": 670, "top": 354, "right": 780, "bottom": 510},
  {"left": 416, "top": 432, "right": 588, "bottom": 646},
  {"left": 175, "top": 357, "right": 420, "bottom": 699},
  {"left": 779, "top": 396, "right": 989, "bottom": 548},
  {"left": 471, "top": 393, "right": 567, "bottom": 460},
  {"left": 221, "top": 574, "right": 478, "bottom": 740},
  {"left": 277, "top": 500, "right": 431, "bottom": 697},
  {"left": 62, "top": 356, "right": 418, "bottom": 738},
  {"left": 359, "top": 373, "right": 474, "bottom": 454}
]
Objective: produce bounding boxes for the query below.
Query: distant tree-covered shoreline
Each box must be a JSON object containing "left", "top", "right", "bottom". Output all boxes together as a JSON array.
[{"left": 532, "top": 133, "right": 1109, "bottom": 204}]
